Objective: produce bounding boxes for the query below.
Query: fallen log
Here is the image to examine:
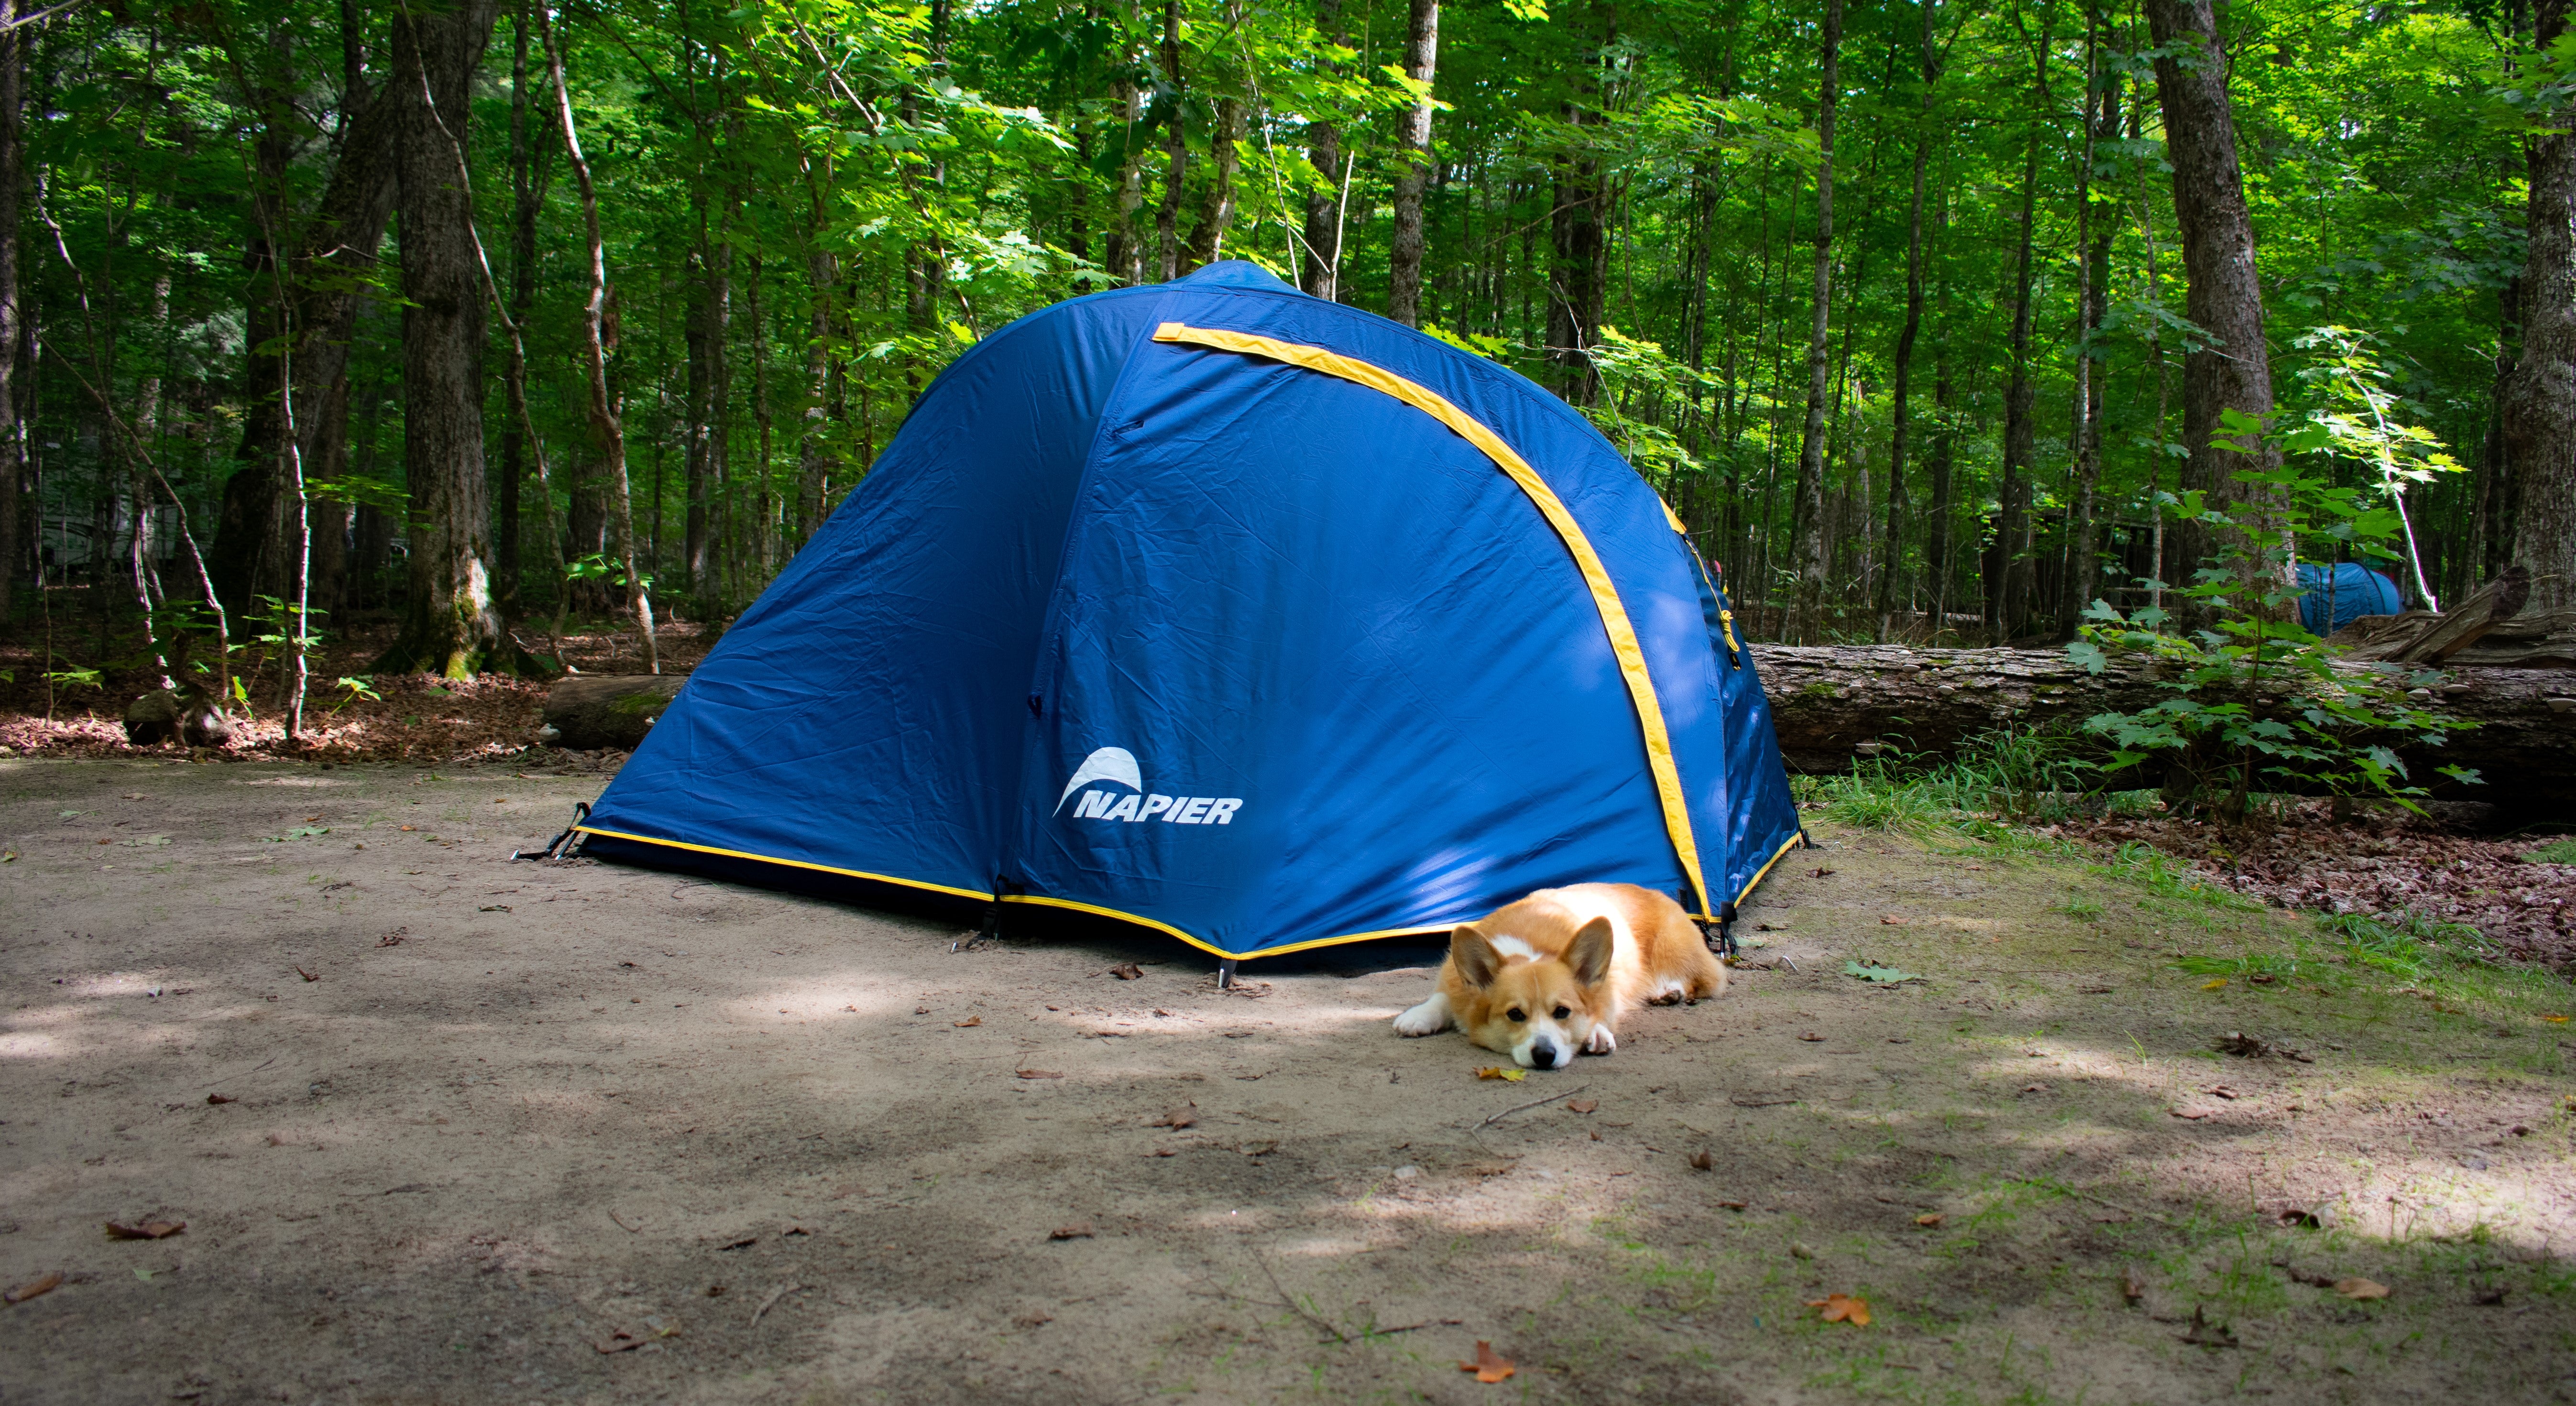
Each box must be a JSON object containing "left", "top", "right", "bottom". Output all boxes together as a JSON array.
[
  {"left": 541, "top": 674, "right": 686, "bottom": 751},
  {"left": 2328, "top": 566, "right": 2530, "bottom": 665},
  {"left": 1752, "top": 643, "right": 2576, "bottom": 818}
]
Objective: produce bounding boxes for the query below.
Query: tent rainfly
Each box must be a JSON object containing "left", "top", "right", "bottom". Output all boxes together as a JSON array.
[{"left": 574, "top": 262, "right": 1805, "bottom": 976}]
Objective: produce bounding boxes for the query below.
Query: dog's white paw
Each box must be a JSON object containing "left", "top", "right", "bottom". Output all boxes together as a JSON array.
[
  {"left": 1392, "top": 994, "right": 1451, "bottom": 1037},
  {"left": 1584, "top": 1025, "right": 1617, "bottom": 1056}
]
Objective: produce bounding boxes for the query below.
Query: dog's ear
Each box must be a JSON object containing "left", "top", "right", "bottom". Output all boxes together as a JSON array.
[
  {"left": 1566, "top": 916, "right": 1616, "bottom": 988},
  {"left": 1450, "top": 923, "right": 1502, "bottom": 988}
]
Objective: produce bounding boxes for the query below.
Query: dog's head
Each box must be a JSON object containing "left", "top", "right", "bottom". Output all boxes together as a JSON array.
[{"left": 1448, "top": 916, "right": 1614, "bottom": 1069}]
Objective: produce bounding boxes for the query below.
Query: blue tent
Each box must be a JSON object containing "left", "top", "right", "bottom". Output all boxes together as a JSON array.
[
  {"left": 2297, "top": 561, "right": 2404, "bottom": 636},
  {"left": 575, "top": 262, "right": 1804, "bottom": 966}
]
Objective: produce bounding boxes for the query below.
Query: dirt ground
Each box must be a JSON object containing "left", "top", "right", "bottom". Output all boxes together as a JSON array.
[{"left": 2, "top": 757, "right": 2573, "bottom": 1405}]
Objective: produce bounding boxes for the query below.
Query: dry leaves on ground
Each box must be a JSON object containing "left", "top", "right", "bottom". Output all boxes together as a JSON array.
[
  {"left": 952, "top": 1016, "right": 981, "bottom": 1027},
  {"left": 1458, "top": 1341, "right": 1515, "bottom": 1383},
  {"left": 1047, "top": 1224, "right": 1094, "bottom": 1241},
  {"left": 1016, "top": 1068, "right": 1063, "bottom": 1079},
  {"left": 1473, "top": 1067, "right": 1526, "bottom": 1082},
  {"left": 4, "top": 1273, "right": 62, "bottom": 1304},
  {"left": 1108, "top": 963, "right": 1143, "bottom": 980},
  {"left": 1687, "top": 1150, "right": 1715, "bottom": 1170},
  {"left": 205, "top": 1093, "right": 235, "bottom": 1105},
  {"left": 103, "top": 1220, "right": 185, "bottom": 1240},
  {"left": 1915, "top": 1213, "right": 1944, "bottom": 1227},
  {"left": 1806, "top": 1294, "right": 1871, "bottom": 1326},
  {"left": 2334, "top": 1277, "right": 2390, "bottom": 1300},
  {"left": 1566, "top": 1099, "right": 1598, "bottom": 1114},
  {"left": 1149, "top": 1104, "right": 1197, "bottom": 1129}
]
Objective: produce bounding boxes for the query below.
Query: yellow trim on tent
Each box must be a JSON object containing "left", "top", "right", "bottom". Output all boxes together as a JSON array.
[
  {"left": 1002, "top": 892, "right": 1454, "bottom": 960},
  {"left": 1733, "top": 828, "right": 1807, "bottom": 910},
  {"left": 1150, "top": 321, "right": 1713, "bottom": 919},
  {"left": 578, "top": 826, "right": 1458, "bottom": 960},
  {"left": 572, "top": 827, "right": 996, "bottom": 901}
]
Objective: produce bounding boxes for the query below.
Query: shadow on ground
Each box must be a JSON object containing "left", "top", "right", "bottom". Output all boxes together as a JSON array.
[{"left": 0, "top": 758, "right": 2571, "bottom": 1404}]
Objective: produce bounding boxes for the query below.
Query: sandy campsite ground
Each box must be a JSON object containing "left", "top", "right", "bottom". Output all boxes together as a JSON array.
[{"left": 2, "top": 756, "right": 2573, "bottom": 1405}]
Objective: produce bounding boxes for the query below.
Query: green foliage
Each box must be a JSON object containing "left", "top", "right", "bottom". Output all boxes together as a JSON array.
[
  {"left": 2068, "top": 398, "right": 2476, "bottom": 819},
  {"left": 1800, "top": 727, "right": 2097, "bottom": 833}
]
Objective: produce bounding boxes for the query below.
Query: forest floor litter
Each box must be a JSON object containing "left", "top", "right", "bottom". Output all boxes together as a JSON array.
[{"left": 2, "top": 757, "right": 2572, "bottom": 1403}]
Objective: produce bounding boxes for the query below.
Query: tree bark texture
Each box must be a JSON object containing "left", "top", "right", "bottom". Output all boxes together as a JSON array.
[
  {"left": 1994, "top": 20, "right": 2045, "bottom": 644},
  {"left": 2143, "top": 0, "right": 2279, "bottom": 609},
  {"left": 379, "top": 0, "right": 513, "bottom": 677},
  {"left": 1879, "top": 0, "right": 1933, "bottom": 639},
  {"left": 1753, "top": 643, "right": 2576, "bottom": 815},
  {"left": 496, "top": 1, "right": 539, "bottom": 621},
  {"left": 2506, "top": 0, "right": 2576, "bottom": 614},
  {"left": 1387, "top": 0, "right": 1439, "bottom": 327},
  {"left": 1183, "top": 94, "right": 1241, "bottom": 272},
  {"left": 1788, "top": 0, "right": 1841, "bottom": 644},
  {"left": 2061, "top": 15, "right": 2116, "bottom": 640},
  {"left": 543, "top": 673, "right": 685, "bottom": 750}
]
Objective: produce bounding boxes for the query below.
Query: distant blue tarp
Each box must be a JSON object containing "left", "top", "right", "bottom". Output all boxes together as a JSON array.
[
  {"left": 2298, "top": 562, "right": 2404, "bottom": 636},
  {"left": 577, "top": 262, "right": 1805, "bottom": 961}
]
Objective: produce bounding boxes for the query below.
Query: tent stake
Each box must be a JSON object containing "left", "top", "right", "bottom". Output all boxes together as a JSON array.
[{"left": 1216, "top": 959, "right": 1239, "bottom": 990}]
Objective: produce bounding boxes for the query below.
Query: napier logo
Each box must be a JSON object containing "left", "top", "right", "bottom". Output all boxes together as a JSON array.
[{"left": 1054, "top": 746, "right": 1243, "bottom": 826}]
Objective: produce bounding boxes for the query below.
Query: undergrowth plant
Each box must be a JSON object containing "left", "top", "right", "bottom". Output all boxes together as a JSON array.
[{"left": 2067, "top": 384, "right": 2477, "bottom": 825}]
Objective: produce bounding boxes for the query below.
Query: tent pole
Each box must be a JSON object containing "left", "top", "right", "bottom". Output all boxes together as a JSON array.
[{"left": 1216, "top": 959, "right": 1239, "bottom": 989}]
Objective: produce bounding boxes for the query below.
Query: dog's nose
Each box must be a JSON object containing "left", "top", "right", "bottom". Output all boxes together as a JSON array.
[{"left": 1530, "top": 1039, "right": 1561, "bottom": 1068}]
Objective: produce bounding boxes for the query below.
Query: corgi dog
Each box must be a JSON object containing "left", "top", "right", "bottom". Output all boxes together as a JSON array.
[{"left": 1391, "top": 883, "right": 1726, "bottom": 1068}]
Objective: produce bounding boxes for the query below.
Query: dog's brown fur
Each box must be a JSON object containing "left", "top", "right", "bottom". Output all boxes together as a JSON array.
[{"left": 1391, "top": 883, "right": 1726, "bottom": 1068}]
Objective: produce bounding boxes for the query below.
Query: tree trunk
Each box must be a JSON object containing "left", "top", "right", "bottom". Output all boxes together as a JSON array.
[
  {"left": 1752, "top": 643, "right": 2575, "bottom": 817},
  {"left": 2061, "top": 13, "right": 2117, "bottom": 639},
  {"left": 2143, "top": 0, "right": 2280, "bottom": 615},
  {"left": 799, "top": 228, "right": 839, "bottom": 547},
  {"left": 1183, "top": 95, "right": 1241, "bottom": 270},
  {"left": 547, "top": 7, "right": 657, "bottom": 673},
  {"left": 1993, "top": 14, "right": 2046, "bottom": 645},
  {"left": 2506, "top": 0, "right": 2576, "bottom": 614},
  {"left": 1387, "top": 0, "right": 1439, "bottom": 327},
  {"left": 496, "top": 0, "right": 539, "bottom": 621},
  {"left": 683, "top": 201, "right": 720, "bottom": 610},
  {"left": 1787, "top": 0, "right": 1841, "bottom": 644},
  {"left": 210, "top": 49, "right": 402, "bottom": 618},
  {"left": 1881, "top": 0, "right": 1936, "bottom": 640},
  {"left": 376, "top": 0, "right": 517, "bottom": 677},
  {"left": 1299, "top": 0, "right": 1345, "bottom": 298},
  {"left": 0, "top": 5, "right": 19, "bottom": 630},
  {"left": 1153, "top": 0, "right": 1186, "bottom": 283}
]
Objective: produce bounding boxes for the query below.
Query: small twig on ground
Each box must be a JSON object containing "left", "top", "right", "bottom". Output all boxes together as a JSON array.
[
  {"left": 749, "top": 1282, "right": 805, "bottom": 1328},
  {"left": 607, "top": 1210, "right": 643, "bottom": 1233},
  {"left": 1255, "top": 1250, "right": 1348, "bottom": 1344},
  {"left": 1473, "top": 1082, "right": 1590, "bottom": 1130}
]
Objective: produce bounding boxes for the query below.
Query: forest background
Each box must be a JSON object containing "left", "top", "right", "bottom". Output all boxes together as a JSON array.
[{"left": 0, "top": 0, "right": 2571, "bottom": 724}]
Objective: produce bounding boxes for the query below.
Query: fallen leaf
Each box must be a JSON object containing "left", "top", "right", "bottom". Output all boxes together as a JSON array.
[
  {"left": 1016, "top": 1068, "right": 1064, "bottom": 1079},
  {"left": 1473, "top": 1067, "right": 1527, "bottom": 1082},
  {"left": 1458, "top": 1341, "right": 1515, "bottom": 1383},
  {"left": 913, "top": 1004, "right": 930, "bottom": 1014},
  {"left": 2333, "top": 1277, "right": 2389, "bottom": 1300},
  {"left": 2213, "top": 1031, "right": 2272, "bottom": 1057},
  {"left": 376, "top": 927, "right": 407, "bottom": 947},
  {"left": 103, "top": 1220, "right": 185, "bottom": 1240},
  {"left": 1566, "top": 1099, "right": 1598, "bottom": 1114},
  {"left": 1151, "top": 1104, "right": 1197, "bottom": 1129},
  {"left": 594, "top": 1329, "right": 658, "bottom": 1354},
  {"left": 2120, "top": 1266, "right": 2147, "bottom": 1302},
  {"left": 1144, "top": 1147, "right": 1174, "bottom": 1157},
  {"left": 1878, "top": 914, "right": 1908, "bottom": 926},
  {"left": 1804, "top": 1293, "right": 1870, "bottom": 1326},
  {"left": 1688, "top": 1150, "right": 1715, "bottom": 1170},
  {"left": 1798, "top": 1031, "right": 1824, "bottom": 1042},
  {"left": 1717, "top": 1199, "right": 1747, "bottom": 1211},
  {"left": 2078, "top": 984, "right": 2115, "bottom": 994},
  {"left": 2542, "top": 1014, "right": 2568, "bottom": 1024},
  {"left": 3, "top": 1273, "right": 62, "bottom": 1305},
  {"left": 477, "top": 905, "right": 511, "bottom": 913},
  {"left": 2168, "top": 1106, "right": 2216, "bottom": 1121},
  {"left": 1109, "top": 963, "right": 1143, "bottom": 980},
  {"left": 2019, "top": 1083, "right": 2049, "bottom": 1095},
  {"left": 1014, "top": 1310, "right": 1055, "bottom": 1328},
  {"left": 2200, "top": 979, "right": 2228, "bottom": 992},
  {"left": 399, "top": 825, "right": 417, "bottom": 832},
  {"left": 1238, "top": 1140, "right": 1278, "bottom": 1156},
  {"left": 1048, "top": 1224, "right": 1094, "bottom": 1241},
  {"left": 205, "top": 1094, "right": 235, "bottom": 1105},
  {"left": 2207, "top": 1085, "right": 2239, "bottom": 1100},
  {"left": 1915, "top": 1213, "right": 1944, "bottom": 1227},
  {"left": 1808, "top": 866, "right": 1834, "bottom": 878},
  {"left": 952, "top": 1016, "right": 982, "bottom": 1027}
]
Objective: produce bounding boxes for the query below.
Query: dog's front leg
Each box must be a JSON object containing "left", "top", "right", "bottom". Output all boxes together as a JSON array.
[
  {"left": 1583, "top": 1024, "right": 1618, "bottom": 1056},
  {"left": 1392, "top": 990, "right": 1452, "bottom": 1037}
]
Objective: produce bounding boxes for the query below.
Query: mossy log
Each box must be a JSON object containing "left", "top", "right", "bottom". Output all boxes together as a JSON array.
[
  {"left": 1751, "top": 644, "right": 2576, "bottom": 818},
  {"left": 540, "top": 674, "right": 686, "bottom": 751}
]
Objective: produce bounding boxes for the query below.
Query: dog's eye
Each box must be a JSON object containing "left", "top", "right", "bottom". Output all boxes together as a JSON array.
[
  {"left": 1553, "top": 1005, "right": 1571, "bottom": 1021},
  {"left": 1505, "top": 1007, "right": 1525, "bottom": 1023}
]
